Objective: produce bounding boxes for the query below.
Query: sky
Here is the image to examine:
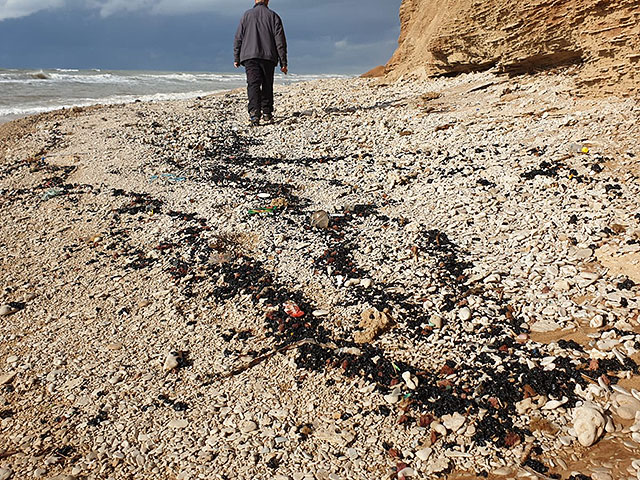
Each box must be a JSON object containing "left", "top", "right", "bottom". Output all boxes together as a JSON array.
[{"left": 0, "top": 0, "right": 402, "bottom": 74}]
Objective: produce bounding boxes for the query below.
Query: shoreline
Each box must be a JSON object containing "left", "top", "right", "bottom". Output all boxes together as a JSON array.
[
  {"left": 0, "top": 69, "right": 347, "bottom": 125},
  {"left": 1, "top": 72, "right": 640, "bottom": 480}
]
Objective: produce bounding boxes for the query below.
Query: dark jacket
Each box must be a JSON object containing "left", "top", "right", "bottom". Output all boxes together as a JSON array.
[{"left": 234, "top": 3, "right": 287, "bottom": 68}]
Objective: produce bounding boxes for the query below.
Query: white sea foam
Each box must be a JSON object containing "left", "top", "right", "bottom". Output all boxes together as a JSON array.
[
  {"left": 0, "top": 69, "right": 349, "bottom": 123},
  {"left": 0, "top": 90, "right": 223, "bottom": 119}
]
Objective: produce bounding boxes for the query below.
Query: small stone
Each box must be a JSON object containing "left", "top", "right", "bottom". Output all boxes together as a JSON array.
[
  {"left": 416, "top": 447, "right": 432, "bottom": 461},
  {"left": 493, "top": 467, "right": 512, "bottom": 476},
  {"left": 431, "top": 316, "right": 443, "bottom": 329},
  {"left": 107, "top": 342, "right": 123, "bottom": 351},
  {"left": 613, "top": 394, "right": 640, "bottom": 420},
  {"left": 0, "top": 468, "right": 13, "bottom": 480},
  {"left": 360, "top": 278, "right": 373, "bottom": 289},
  {"left": 591, "top": 473, "right": 613, "bottom": 480},
  {"left": 169, "top": 419, "right": 188, "bottom": 429},
  {"left": 441, "top": 412, "right": 466, "bottom": 432},
  {"left": 397, "top": 467, "right": 415, "bottom": 477},
  {"left": 384, "top": 393, "right": 399, "bottom": 404},
  {"left": 574, "top": 248, "right": 594, "bottom": 260},
  {"left": 458, "top": 307, "right": 472, "bottom": 321},
  {"left": 312, "top": 310, "right": 329, "bottom": 317},
  {"left": 240, "top": 420, "right": 258, "bottom": 433},
  {"left": 310, "top": 210, "right": 330, "bottom": 229},
  {"left": 427, "top": 456, "right": 450, "bottom": 474},
  {"left": 590, "top": 315, "right": 605, "bottom": 328},
  {"left": 0, "top": 305, "right": 15, "bottom": 316},
  {"left": 0, "top": 373, "right": 15, "bottom": 385},
  {"left": 5, "top": 356, "right": 17, "bottom": 364},
  {"left": 573, "top": 405, "right": 606, "bottom": 446},
  {"left": 431, "top": 422, "right": 447, "bottom": 436},
  {"left": 163, "top": 352, "right": 180, "bottom": 371},
  {"left": 484, "top": 273, "right": 501, "bottom": 284},
  {"left": 22, "top": 293, "right": 37, "bottom": 302},
  {"left": 402, "top": 371, "right": 418, "bottom": 390}
]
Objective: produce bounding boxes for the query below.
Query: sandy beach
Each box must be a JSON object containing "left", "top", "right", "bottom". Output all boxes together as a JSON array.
[{"left": 1, "top": 71, "right": 640, "bottom": 480}]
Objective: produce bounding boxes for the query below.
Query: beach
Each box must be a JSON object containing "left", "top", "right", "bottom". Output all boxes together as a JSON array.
[{"left": 1, "top": 71, "right": 640, "bottom": 480}]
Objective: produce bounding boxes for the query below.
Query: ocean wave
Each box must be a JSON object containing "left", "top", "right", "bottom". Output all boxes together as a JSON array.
[
  {"left": 0, "top": 70, "right": 344, "bottom": 86},
  {"left": 0, "top": 89, "right": 225, "bottom": 120}
]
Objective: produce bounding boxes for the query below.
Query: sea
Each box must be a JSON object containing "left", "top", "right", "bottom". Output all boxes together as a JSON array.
[{"left": 0, "top": 68, "right": 342, "bottom": 124}]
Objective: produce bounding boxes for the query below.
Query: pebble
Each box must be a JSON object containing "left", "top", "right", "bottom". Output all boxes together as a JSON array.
[
  {"left": 441, "top": 412, "right": 466, "bottom": 432},
  {"left": 240, "top": 420, "right": 258, "bottom": 433},
  {"left": 416, "top": 447, "right": 432, "bottom": 461},
  {"left": 0, "top": 468, "right": 12, "bottom": 480},
  {"left": 574, "top": 406, "right": 606, "bottom": 446},
  {"left": 458, "top": 307, "right": 472, "bottom": 321},
  {"left": 397, "top": 467, "right": 415, "bottom": 477},
  {"left": 402, "top": 371, "right": 418, "bottom": 390},
  {"left": 0, "top": 373, "right": 15, "bottom": 385},
  {"left": 5, "top": 357, "right": 17, "bottom": 364},
  {"left": 163, "top": 352, "right": 180, "bottom": 371},
  {"left": 310, "top": 210, "right": 330, "bottom": 229},
  {"left": 591, "top": 473, "right": 613, "bottom": 480},
  {"left": 431, "top": 316, "right": 443, "bottom": 329},
  {"left": 427, "top": 457, "right": 450, "bottom": 474},
  {"left": 312, "top": 310, "right": 329, "bottom": 317},
  {"left": 574, "top": 248, "right": 594, "bottom": 260},
  {"left": 169, "top": 419, "right": 188, "bottom": 429},
  {"left": 493, "top": 467, "right": 512, "bottom": 475},
  {"left": 590, "top": 315, "right": 605, "bottom": 328},
  {"left": 0, "top": 305, "right": 15, "bottom": 316}
]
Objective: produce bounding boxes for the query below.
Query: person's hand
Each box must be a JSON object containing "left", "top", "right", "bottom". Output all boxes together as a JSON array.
[
  {"left": 234, "top": 62, "right": 240, "bottom": 68},
  {"left": 281, "top": 66, "right": 288, "bottom": 75}
]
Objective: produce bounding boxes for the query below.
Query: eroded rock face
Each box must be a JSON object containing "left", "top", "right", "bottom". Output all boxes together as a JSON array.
[{"left": 385, "top": 0, "right": 640, "bottom": 96}]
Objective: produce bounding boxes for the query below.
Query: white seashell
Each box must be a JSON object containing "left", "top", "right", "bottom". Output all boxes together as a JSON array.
[
  {"left": 612, "top": 384, "right": 631, "bottom": 396},
  {"left": 542, "top": 397, "right": 568, "bottom": 410},
  {"left": 613, "top": 349, "right": 627, "bottom": 364},
  {"left": 598, "top": 376, "right": 611, "bottom": 392}
]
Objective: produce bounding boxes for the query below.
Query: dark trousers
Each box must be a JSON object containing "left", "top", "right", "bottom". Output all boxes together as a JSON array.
[{"left": 244, "top": 59, "right": 276, "bottom": 117}]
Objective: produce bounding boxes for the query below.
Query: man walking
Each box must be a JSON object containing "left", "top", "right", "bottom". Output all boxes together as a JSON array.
[{"left": 234, "top": 0, "right": 288, "bottom": 126}]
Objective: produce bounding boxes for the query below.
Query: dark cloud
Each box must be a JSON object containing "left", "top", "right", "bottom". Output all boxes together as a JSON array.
[{"left": 0, "top": 1, "right": 401, "bottom": 73}]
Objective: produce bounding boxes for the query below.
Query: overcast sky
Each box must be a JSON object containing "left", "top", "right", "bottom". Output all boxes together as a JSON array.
[{"left": 0, "top": 0, "right": 402, "bottom": 73}]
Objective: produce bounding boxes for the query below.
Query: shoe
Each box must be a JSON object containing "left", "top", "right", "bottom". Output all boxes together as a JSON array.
[
  {"left": 262, "top": 113, "right": 273, "bottom": 124},
  {"left": 249, "top": 116, "right": 260, "bottom": 127}
]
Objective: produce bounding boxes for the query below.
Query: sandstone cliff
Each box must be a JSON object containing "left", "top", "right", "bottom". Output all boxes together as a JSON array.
[{"left": 385, "top": 0, "right": 640, "bottom": 95}]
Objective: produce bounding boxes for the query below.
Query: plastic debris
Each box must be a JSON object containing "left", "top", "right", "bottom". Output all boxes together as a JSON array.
[
  {"left": 41, "top": 188, "right": 64, "bottom": 200},
  {"left": 149, "top": 173, "right": 186, "bottom": 183},
  {"left": 248, "top": 206, "right": 278, "bottom": 215},
  {"left": 283, "top": 301, "right": 305, "bottom": 318}
]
